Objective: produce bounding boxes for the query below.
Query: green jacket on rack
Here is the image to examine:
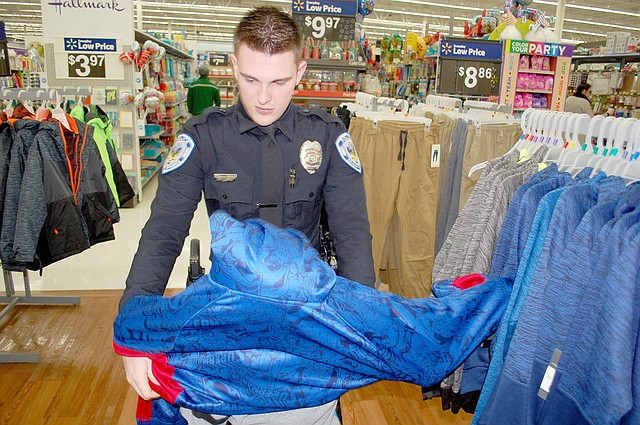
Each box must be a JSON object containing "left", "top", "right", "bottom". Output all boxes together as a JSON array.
[{"left": 71, "top": 104, "right": 135, "bottom": 207}]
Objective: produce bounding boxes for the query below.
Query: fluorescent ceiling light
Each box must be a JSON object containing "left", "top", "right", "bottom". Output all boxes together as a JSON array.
[
  {"left": 390, "top": 0, "right": 484, "bottom": 13},
  {"left": 141, "top": 1, "right": 250, "bottom": 13},
  {"left": 535, "top": 1, "right": 640, "bottom": 18},
  {"left": 562, "top": 28, "right": 606, "bottom": 37},
  {"left": 375, "top": 7, "right": 467, "bottom": 21},
  {"left": 563, "top": 18, "right": 637, "bottom": 32}
]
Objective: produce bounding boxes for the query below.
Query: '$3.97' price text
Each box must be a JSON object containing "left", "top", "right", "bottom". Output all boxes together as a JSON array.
[{"left": 458, "top": 66, "right": 493, "bottom": 88}]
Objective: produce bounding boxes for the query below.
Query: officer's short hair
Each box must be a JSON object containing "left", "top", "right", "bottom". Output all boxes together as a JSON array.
[
  {"left": 197, "top": 65, "right": 210, "bottom": 77},
  {"left": 234, "top": 6, "right": 303, "bottom": 59}
]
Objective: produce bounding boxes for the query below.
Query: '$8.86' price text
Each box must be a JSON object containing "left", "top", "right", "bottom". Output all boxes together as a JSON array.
[{"left": 458, "top": 66, "right": 493, "bottom": 88}]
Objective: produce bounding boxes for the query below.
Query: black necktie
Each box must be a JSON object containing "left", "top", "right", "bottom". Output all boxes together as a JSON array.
[{"left": 259, "top": 125, "right": 284, "bottom": 227}]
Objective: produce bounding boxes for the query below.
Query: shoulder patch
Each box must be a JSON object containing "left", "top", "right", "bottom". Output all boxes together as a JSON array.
[
  {"left": 335, "top": 132, "right": 362, "bottom": 174},
  {"left": 162, "top": 134, "right": 196, "bottom": 174}
]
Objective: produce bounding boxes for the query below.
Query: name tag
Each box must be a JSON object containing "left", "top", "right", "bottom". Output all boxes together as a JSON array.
[{"left": 213, "top": 173, "right": 237, "bottom": 182}]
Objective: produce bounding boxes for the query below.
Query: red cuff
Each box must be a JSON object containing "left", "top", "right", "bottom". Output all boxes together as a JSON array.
[{"left": 451, "top": 273, "right": 487, "bottom": 290}]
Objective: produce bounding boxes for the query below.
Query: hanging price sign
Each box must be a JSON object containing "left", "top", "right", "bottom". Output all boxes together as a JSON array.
[
  {"left": 209, "top": 52, "right": 228, "bottom": 67},
  {"left": 436, "top": 38, "right": 502, "bottom": 96},
  {"left": 292, "top": 0, "right": 356, "bottom": 43},
  {"left": 438, "top": 60, "right": 501, "bottom": 95},
  {"left": 67, "top": 53, "right": 106, "bottom": 78}
]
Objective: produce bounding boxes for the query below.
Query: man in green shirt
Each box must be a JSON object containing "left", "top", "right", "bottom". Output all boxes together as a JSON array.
[{"left": 187, "top": 64, "right": 221, "bottom": 115}]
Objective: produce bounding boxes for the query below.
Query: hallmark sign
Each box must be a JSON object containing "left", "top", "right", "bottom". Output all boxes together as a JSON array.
[{"left": 41, "top": 0, "right": 134, "bottom": 45}]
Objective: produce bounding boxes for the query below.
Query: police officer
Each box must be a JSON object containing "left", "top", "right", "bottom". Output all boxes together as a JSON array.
[{"left": 120, "top": 6, "right": 375, "bottom": 425}]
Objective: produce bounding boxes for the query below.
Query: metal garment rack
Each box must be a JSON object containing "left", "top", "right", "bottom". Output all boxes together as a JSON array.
[
  {"left": 0, "top": 270, "right": 80, "bottom": 363},
  {"left": 0, "top": 87, "right": 85, "bottom": 363}
]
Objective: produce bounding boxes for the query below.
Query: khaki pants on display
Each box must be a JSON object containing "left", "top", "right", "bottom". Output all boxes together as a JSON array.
[
  {"left": 354, "top": 120, "right": 441, "bottom": 298},
  {"left": 459, "top": 123, "right": 522, "bottom": 210}
]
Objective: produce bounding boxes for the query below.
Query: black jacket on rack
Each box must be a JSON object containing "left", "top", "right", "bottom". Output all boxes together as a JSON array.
[{"left": 11, "top": 116, "right": 119, "bottom": 269}]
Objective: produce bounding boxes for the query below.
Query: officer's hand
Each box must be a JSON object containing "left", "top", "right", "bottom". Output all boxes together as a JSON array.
[{"left": 122, "top": 356, "right": 161, "bottom": 400}]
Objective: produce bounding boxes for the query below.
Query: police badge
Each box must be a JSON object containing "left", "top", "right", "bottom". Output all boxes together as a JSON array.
[{"left": 299, "top": 140, "right": 322, "bottom": 174}]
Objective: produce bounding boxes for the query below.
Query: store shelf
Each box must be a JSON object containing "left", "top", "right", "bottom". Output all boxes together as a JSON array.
[
  {"left": 304, "top": 58, "right": 367, "bottom": 71},
  {"left": 517, "top": 69, "right": 556, "bottom": 75},
  {"left": 135, "top": 30, "right": 194, "bottom": 60},
  {"left": 572, "top": 53, "right": 640, "bottom": 66},
  {"left": 141, "top": 165, "right": 163, "bottom": 188},
  {"left": 516, "top": 89, "right": 554, "bottom": 94},
  {"left": 165, "top": 99, "right": 187, "bottom": 107},
  {"left": 139, "top": 130, "right": 164, "bottom": 140},
  {"left": 162, "top": 129, "right": 179, "bottom": 137},
  {"left": 293, "top": 90, "right": 357, "bottom": 100},
  {"left": 209, "top": 74, "right": 234, "bottom": 78}
]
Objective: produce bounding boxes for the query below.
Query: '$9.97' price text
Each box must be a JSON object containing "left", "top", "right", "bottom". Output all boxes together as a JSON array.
[
  {"left": 458, "top": 66, "right": 493, "bottom": 88},
  {"left": 304, "top": 16, "right": 341, "bottom": 39}
]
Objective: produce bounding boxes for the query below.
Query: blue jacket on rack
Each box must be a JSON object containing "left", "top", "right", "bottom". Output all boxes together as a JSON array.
[{"left": 113, "top": 210, "right": 511, "bottom": 424}]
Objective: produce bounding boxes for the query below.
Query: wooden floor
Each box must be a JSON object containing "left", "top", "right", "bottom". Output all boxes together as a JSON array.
[{"left": 0, "top": 291, "right": 473, "bottom": 425}]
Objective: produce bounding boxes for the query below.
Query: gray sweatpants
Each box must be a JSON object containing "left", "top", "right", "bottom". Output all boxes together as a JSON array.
[{"left": 179, "top": 400, "right": 341, "bottom": 425}]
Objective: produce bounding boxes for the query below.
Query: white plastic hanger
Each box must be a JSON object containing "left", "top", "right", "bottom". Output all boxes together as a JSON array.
[
  {"left": 587, "top": 116, "right": 619, "bottom": 175},
  {"left": 560, "top": 115, "right": 604, "bottom": 174},
  {"left": 618, "top": 124, "right": 640, "bottom": 183},
  {"left": 547, "top": 113, "right": 591, "bottom": 164},
  {"left": 51, "top": 93, "right": 71, "bottom": 131},
  {"left": 604, "top": 118, "right": 638, "bottom": 177}
]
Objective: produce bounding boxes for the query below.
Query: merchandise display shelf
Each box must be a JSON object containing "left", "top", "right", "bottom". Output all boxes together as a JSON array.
[
  {"left": 517, "top": 69, "right": 556, "bottom": 75},
  {"left": 165, "top": 99, "right": 187, "bottom": 107},
  {"left": 516, "top": 89, "right": 554, "bottom": 94},
  {"left": 293, "top": 90, "right": 357, "bottom": 99},
  {"left": 135, "top": 30, "right": 193, "bottom": 60},
  {"left": 139, "top": 130, "right": 164, "bottom": 140}
]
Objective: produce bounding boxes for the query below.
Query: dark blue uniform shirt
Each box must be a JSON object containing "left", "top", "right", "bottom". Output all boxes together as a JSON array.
[{"left": 121, "top": 102, "right": 374, "bottom": 309}]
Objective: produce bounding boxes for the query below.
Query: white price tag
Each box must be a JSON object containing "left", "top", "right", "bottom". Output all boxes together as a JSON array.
[
  {"left": 431, "top": 144, "right": 440, "bottom": 168},
  {"left": 538, "top": 348, "right": 562, "bottom": 400}
]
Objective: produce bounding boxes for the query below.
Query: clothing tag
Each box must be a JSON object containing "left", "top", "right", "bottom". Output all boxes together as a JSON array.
[
  {"left": 213, "top": 173, "right": 237, "bottom": 182},
  {"left": 431, "top": 144, "right": 440, "bottom": 168},
  {"left": 538, "top": 348, "right": 562, "bottom": 400}
]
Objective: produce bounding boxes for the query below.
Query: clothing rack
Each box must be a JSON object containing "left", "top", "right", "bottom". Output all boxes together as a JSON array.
[{"left": 0, "top": 87, "right": 84, "bottom": 364}]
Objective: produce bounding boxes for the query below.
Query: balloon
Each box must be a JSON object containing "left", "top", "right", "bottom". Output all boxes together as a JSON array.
[
  {"left": 119, "top": 51, "right": 135, "bottom": 64},
  {"left": 119, "top": 91, "right": 135, "bottom": 105},
  {"left": 144, "top": 96, "right": 161, "bottom": 109},
  {"left": 358, "top": 0, "right": 374, "bottom": 16}
]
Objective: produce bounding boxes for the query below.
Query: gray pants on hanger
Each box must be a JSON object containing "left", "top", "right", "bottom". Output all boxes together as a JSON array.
[{"left": 180, "top": 400, "right": 340, "bottom": 425}]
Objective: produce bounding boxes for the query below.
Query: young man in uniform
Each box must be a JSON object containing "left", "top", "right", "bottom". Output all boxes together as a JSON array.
[
  {"left": 187, "top": 64, "right": 221, "bottom": 115},
  {"left": 119, "top": 6, "right": 375, "bottom": 425}
]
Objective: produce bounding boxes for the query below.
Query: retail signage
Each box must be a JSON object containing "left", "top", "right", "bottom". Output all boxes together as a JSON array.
[
  {"left": 291, "top": 0, "right": 357, "bottom": 16},
  {"left": 63, "top": 37, "right": 117, "bottom": 52},
  {"left": 209, "top": 52, "right": 229, "bottom": 67},
  {"left": 67, "top": 53, "right": 106, "bottom": 77},
  {"left": 0, "top": 22, "right": 7, "bottom": 77},
  {"left": 292, "top": 0, "right": 356, "bottom": 42},
  {"left": 438, "top": 59, "right": 501, "bottom": 96},
  {"left": 0, "top": 41, "right": 9, "bottom": 77},
  {"left": 506, "top": 40, "right": 573, "bottom": 58},
  {"left": 41, "top": 0, "right": 134, "bottom": 45},
  {"left": 54, "top": 37, "right": 123, "bottom": 79},
  {"left": 439, "top": 39, "right": 502, "bottom": 61}
]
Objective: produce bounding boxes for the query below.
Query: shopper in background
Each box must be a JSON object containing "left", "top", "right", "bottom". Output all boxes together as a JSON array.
[
  {"left": 119, "top": 6, "right": 375, "bottom": 425},
  {"left": 564, "top": 83, "right": 594, "bottom": 117},
  {"left": 187, "top": 64, "right": 221, "bottom": 115}
]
